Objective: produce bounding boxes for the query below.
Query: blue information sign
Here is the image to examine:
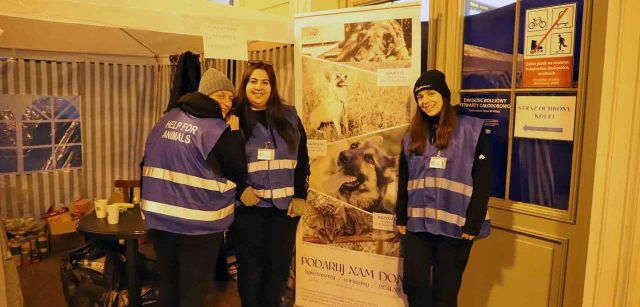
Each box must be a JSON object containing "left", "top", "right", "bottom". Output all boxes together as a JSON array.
[{"left": 458, "top": 93, "right": 510, "bottom": 198}]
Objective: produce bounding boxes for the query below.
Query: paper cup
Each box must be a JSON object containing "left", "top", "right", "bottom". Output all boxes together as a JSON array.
[
  {"left": 106, "top": 204, "right": 120, "bottom": 224},
  {"left": 94, "top": 199, "right": 108, "bottom": 218}
]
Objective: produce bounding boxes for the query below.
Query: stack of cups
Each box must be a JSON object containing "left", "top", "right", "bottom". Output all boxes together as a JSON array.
[{"left": 94, "top": 199, "right": 108, "bottom": 218}]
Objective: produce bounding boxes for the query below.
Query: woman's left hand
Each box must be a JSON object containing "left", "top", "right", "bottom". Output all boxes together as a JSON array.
[
  {"left": 287, "top": 198, "right": 306, "bottom": 218},
  {"left": 227, "top": 115, "right": 240, "bottom": 131},
  {"left": 461, "top": 233, "right": 475, "bottom": 240}
]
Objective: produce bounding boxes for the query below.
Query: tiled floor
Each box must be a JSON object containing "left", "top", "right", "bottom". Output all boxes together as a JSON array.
[{"left": 17, "top": 232, "right": 241, "bottom": 307}]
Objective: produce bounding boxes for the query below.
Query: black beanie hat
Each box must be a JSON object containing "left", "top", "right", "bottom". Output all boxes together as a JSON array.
[{"left": 413, "top": 69, "right": 451, "bottom": 102}]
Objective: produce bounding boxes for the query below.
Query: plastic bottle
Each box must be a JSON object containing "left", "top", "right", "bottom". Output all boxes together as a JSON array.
[{"left": 75, "top": 257, "right": 106, "bottom": 273}]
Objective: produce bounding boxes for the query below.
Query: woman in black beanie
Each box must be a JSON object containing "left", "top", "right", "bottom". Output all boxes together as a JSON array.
[{"left": 396, "top": 69, "right": 493, "bottom": 307}]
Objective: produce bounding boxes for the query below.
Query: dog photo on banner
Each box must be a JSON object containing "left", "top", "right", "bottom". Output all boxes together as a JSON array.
[
  {"left": 302, "top": 126, "right": 408, "bottom": 257},
  {"left": 294, "top": 4, "right": 420, "bottom": 306},
  {"left": 301, "top": 18, "right": 412, "bottom": 142}
]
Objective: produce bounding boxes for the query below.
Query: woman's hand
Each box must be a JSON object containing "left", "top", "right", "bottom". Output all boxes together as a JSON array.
[
  {"left": 397, "top": 225, "right": 406, "bottom": 235},
  {"left": 461, "top": 233, "right": 475, "bottom": 240},
  {"left": 240, "top": 187, "right": 260, "bottom": 206},
  {"left": 227, "top": 115, "right": 240, "bottom": 131},
  {"left": 287, "top": 198, "right": 306, "bottom": 218}
]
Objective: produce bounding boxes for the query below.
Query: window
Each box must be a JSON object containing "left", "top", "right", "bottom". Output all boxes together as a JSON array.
[
  {"left": 459, "top": 0, "right": 585, "bottom": 214},
  {"left": 0, "top": 95, "right": 82, "bottom": 174}
]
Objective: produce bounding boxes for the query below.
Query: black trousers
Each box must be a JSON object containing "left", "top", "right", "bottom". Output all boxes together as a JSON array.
[
  {"left": 149, "top": 229, "right": 223, "bottom": 307},
  {"left": 232, "top": 205, "right": 299, "bottom": 307},
  {"left": 402, "top": 231, "right": 474, "bottom": 307}
]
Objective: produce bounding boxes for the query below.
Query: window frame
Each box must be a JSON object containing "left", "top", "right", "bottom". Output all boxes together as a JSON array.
[
  {"left": 458, "top": 0, "right": 591, "bottom": 224},
  {"left": 0, "top": 95, "right": 83, "bottom": 174}
]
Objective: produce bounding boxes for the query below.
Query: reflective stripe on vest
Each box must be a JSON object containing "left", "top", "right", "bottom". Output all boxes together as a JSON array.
[
  {"left": 141, "top": 199, "right": 234, "bottom": 222},
  {"left": 248, "top": 159, "right": 297, "bottom": 173},
  {"left": 143, "top": 166, "right": 236, "bottom": 192},
  {"left": 255, "top": 187, "right": 295, "bottom": 199},
  {"left": 245, "top": 106, "right": 300, "bottom": 210},
  {"left": 403, "top": 115, "right": 490, "bottom": 238},
  {"left": 407, "top": 177, "right": 473, "bottom": 197},
  {"left": 408, "top": 207, "right": 490, "bottom": 227}
]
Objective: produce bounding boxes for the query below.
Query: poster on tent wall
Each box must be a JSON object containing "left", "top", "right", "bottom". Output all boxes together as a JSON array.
[{"left": 294, "top": 3, "right": 420, "bottom": 306}]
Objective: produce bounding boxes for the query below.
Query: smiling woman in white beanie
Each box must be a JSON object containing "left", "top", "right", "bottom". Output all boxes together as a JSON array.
[{"left": 140, "top": 68, "right": 255, "bottom": 307}]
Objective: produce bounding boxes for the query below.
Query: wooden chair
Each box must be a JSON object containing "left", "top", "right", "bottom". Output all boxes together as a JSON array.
[{"left": 114, "top": 180, "right": 140, "bottom": 203}]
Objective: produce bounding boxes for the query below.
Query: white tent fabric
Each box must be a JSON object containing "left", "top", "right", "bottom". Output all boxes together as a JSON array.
[
  {"left": 0, "top": 59, "right": 165, "bottom": 218},
  {"left": 0, "top": 1, "right": 296, "bottom": 219},
  {"left": 0, "top": 46, "right": 295, "bottom": 219},
  {"left": 0, "top": 0, "right": 293, "bottom": 45}
]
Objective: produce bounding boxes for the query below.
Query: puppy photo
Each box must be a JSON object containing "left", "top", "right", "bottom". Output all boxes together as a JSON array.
[
  {"left": 307, "top": 70, "right": 349, "bottom": 137},
  {"left": 301, "top": 57, "right": 410, "bottom": 141}
]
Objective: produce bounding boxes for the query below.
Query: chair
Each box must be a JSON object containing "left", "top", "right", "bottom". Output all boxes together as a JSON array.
[{"left": 114, "top": 180, "right": 140, "bottom": 203}]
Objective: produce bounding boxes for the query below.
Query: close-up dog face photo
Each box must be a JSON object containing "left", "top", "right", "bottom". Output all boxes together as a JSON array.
[
  {"left": 335, "top": 137, "right": 396, "bottom": 213},
  {"left": 309, "top": 126, "right": 407, "bottom": 214}
]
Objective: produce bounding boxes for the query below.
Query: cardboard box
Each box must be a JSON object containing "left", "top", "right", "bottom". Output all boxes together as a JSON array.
[
  {"left": 48, "top": 218, "right": 77, "bottom": 235},
  {"left": 46, "top": 212, "right": 72, "bottom": 223}
]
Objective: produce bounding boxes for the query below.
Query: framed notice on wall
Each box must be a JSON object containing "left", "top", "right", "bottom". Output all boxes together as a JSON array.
[{"left": 514, "top": 95, "right": 576, "bottom": 141}]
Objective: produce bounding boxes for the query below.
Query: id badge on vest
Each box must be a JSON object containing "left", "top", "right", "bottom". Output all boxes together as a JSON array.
[
  {"left": 429, "top": 150, "right": 447, "bottom": 169},
  {"left": 257, "top": 142, "right": 275, "bottom": 161}
]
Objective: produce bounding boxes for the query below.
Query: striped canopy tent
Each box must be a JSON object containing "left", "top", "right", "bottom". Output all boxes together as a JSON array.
[{"left": 0, "top": 0, "right": 295, "bottom": 219}]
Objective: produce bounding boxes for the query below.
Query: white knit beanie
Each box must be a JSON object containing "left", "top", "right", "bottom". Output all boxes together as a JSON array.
[{"left": 198, "top": 68, "right": 236, "bottom": 96}]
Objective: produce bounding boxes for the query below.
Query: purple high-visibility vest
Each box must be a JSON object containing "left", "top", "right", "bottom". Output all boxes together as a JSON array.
[
  {"left": 141, "top": 108, "right": 235, "bottom": 235},
  {"left": 246, "top": 106, "right": 300, "bottom": 210},
  {"left": 403, "top": 115, "right": 490, "bottom": 238}
]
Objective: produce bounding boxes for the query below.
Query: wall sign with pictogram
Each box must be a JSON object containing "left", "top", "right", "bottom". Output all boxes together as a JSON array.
[{"left": 522, "top": 2, "right": 576, "bottom": 88}]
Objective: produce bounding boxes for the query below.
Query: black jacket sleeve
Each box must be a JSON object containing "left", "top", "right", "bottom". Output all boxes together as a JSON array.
[
  {"left": 293, "top": 117, "right": 310, "bottom": 199},
  {"left": 461, "top": 131, "right": 493, "bottom": 236},
  {"left": 395, "top": 145, "right": 409, "bottom": 226},
  {"left": 207, "top": 128, "right": 248, "bottom": 196}
]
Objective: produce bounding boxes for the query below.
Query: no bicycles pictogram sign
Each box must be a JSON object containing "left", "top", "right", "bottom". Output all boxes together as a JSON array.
[{"left": 523, "top": 3, "right": 576, "bottom": 88}]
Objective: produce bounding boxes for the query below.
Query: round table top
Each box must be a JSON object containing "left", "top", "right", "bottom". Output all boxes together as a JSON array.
[{"left": 77, "top": 205, "right": 147, "bottom": 240}]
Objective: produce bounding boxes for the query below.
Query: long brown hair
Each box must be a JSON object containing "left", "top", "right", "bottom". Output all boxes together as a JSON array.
[
  {"left": 408, "top": 98, "right": 457, "bottom": 154},
  {"left": 236, "top": 62, "right": 298, "bottom": 152}
]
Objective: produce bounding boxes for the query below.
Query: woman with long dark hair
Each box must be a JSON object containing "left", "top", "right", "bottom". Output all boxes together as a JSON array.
[
  {"left": 233, "top": 61, "right": 309, "bottom": 307},
  {"left": 396, "top": 70, "right": 492, "bottom": 307}
]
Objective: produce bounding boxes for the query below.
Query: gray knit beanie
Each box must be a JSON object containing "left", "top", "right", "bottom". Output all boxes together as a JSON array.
[{"left": 198, "top": 68, "right": 235, "bottom": 96}]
